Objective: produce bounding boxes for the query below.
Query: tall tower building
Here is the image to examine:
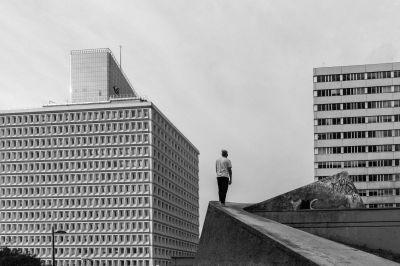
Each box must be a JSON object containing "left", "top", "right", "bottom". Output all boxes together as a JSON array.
[
  {"left": 70, "top": 49, "right": 137, "bottom": 103},
  {"left": 0, "top": 49, "right": 199, "bottom": 266},
  {"left": 314, "top": 63, "right": 400, "bottom": 208}
]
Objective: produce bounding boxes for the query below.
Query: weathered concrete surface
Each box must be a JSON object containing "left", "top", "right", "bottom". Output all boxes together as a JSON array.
[
  {"left": 253, "top": 208, "right": 400, "bottom": 257},
  {"left": 194, "top": 202, "right": 398, "bottom": 266},
  {"left": 245, "top": 171, "right": 364, "bottom": 212},
  {"left": 171, "top": 257, "right": 194, "bottom": 266}
]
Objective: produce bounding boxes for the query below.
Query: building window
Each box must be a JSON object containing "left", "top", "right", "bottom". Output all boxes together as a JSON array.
[
  {"left": 316, "top": 74, "right": 341, "bottom": 83},
  {"left": 342, "top": 73, "right": 364, "bottom": 81},
  {"left": 367, "top": 71, "right": 391, "bottom": 79}
]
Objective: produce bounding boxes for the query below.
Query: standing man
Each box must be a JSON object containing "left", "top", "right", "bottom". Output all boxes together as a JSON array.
[{"left": 216, "top": 149, "right": 232, "bottom": 206}]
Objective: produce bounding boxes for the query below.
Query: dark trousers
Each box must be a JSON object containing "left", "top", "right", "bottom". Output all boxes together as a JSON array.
[{"left": 217, "top": 177, "right": 229, "bottom": 204}]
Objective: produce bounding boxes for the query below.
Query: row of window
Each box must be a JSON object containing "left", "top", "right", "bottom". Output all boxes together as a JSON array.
[
  {"left": 366, "top": 203, "right": 400, "bottom": 209},
  {"left": 0, "top": 122, "right": 149, "bottom": 137},
  {"left": 314, "top": 85, "right": 400, "bottom": 97},
  {"left": 0, "top": 208, "right": 151, "bottom": 222},
  {"left": 315, "top": 70, "right": 400, "bottom": 83},
  {"left": 153, "top": 221, "right": 197, "bottom": 241},
  {"left": 315, "top": 144, "right": 400, "bottom": 154},
  {"left": 3, "top": 229, "right": 194, "bottom": 250},
  {"left": 315, "top": 114, "right": 400, "bottom": 126},
  {"left": 1, "top": 231, "right": 150, "bottom": 244},
  {"left": 0, "top": 172, "right": 149, "bottom": 185},
  {"left": 358, "top": 189, "right": 400, "bottom": 197},
  {"left": 315, "top": 159, "right": 400, "bottom": 168},
  {"left": 0, "top": 159, "right": 150, "bottom": 173},
  {"left": 0, "top": 147, "right": 149, "bottom": 161},
  {"left": 24, "top": 257, "right": 150, "bottom": 266},
  {"left": 318, "top": 174, "right": 400, "bottom": 182},
  {"left": 0, "top": 197, "right": 150, "bottom": 210},
  {"left": 0, "top": 109, "right": 149, "bottom": 125},
  {"left": 153, "top": 233, "right": 197, "bottom": 251},
  {"left": 0, "top": 134, "right": 150, "bottom": 149},
  {"left": 4, "top": 245, "right": 151, "bottom": 257},
  {"left": 315, "top": 129, "right": 398, "bottom": 140},
  {"left": 352, "top": 174, "right": 399, "bottom": 182},
  {"left": 316, "top": 100, "right": 400, "bottom": 111}
]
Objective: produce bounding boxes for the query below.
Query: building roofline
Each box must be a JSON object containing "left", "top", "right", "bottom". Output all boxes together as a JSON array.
[
  {"left": 314, "top": 62, "right": 400, "bottom": 72},
  {"left": 70, "top": 48, "right": 112, "bottom": 55},
  {"left": 0, "top": 98, "right": 199, "bottom": 154},
  {"left": 0, "top": 98, "right": 150, "bottom": 114}
]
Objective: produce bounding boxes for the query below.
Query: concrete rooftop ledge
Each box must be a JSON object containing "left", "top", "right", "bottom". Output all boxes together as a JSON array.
[{"left": 194, "top": 201, "right": 399, "bottom": 266}]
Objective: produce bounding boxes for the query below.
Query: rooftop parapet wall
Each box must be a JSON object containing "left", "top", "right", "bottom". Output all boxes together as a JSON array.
[
  {"left": 253, "top": 208, "right": 400, "bottom": 260},
  {"left": 194, "top": 202, "right": 398, "bottom": 266}
]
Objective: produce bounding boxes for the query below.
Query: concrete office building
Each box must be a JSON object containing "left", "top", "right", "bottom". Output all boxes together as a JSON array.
[
  {"left": 0, "top": 49, "right": 199, "bottom": 266},
  {"left": 314, "top": 62, "right": 400, "bottom": 208}
]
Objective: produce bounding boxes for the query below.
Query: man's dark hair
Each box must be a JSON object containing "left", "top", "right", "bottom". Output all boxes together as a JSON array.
[{"left": 221, "top": 150, "right": 228, "bottom": 157}]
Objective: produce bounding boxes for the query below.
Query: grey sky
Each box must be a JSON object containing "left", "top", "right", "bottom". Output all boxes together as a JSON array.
[{"left": 1, "top": 0, "right": 400, "bottom": 229}]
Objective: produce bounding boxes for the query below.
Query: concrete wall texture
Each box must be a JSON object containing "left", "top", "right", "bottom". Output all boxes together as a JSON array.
[
  {"left": 255, "top": 208, "right": 400, "bottom": 256},
  {"left": 194, "top": 202, "right": 399, "bottom": 266},
  {"left": 195, "top": 203, "right": 316, "bottom": 266}
]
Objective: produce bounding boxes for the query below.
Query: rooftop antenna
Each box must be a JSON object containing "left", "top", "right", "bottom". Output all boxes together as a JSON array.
[{"left": 119, "top": 45, "right": 122, "bottom": 69}]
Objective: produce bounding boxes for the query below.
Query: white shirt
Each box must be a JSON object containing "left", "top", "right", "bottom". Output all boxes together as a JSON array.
[{"left": 216, "top": 157, "right": 232, "bottom": 178}]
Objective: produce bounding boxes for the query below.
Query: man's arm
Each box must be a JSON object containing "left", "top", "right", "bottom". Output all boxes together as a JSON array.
[{"left": 228, "top": 167, "right": 232, "bottom": 185}]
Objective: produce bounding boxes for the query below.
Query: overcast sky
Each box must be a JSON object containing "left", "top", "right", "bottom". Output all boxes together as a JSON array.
[{"left": 1, "top": 0, "right": 400, "bottom": 229}]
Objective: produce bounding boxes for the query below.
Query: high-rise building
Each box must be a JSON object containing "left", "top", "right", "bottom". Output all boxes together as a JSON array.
[
  {"left": 314, "top": 62, "right": 400, "bottom": 208},
  {"left": 0, "top": 48, "right": 199, "bottom": 266},
  {"left": 70, "top": 48, "right": 137, "bottom": 103}
]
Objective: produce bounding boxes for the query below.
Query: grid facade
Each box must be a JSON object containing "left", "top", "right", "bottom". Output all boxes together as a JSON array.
[
  {"left": 0, "top": 100, "right": 199, "bottom": 266},
  {"left": 314, "top": 62, "right": 400, "bottom": 208},
  {"left": 71, "top": 49, "right": 136, "bottom": 103}
]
